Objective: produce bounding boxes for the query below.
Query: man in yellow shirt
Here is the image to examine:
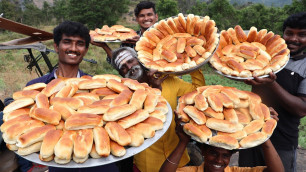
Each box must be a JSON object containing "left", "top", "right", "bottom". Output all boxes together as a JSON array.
[
  {"left": 160, "top": 110, "right": 284, "bottom": 172},
  {"left": 111, "top": 47, "right": 206, "bottom": 172}
]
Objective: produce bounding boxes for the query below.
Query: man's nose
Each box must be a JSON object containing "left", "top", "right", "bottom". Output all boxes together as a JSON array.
[
  {"left": 289, "top": 34, "right": 299, "bottom": 42},
  {"left": 70, "top": 43, "right": 77, "bottom": 51}
]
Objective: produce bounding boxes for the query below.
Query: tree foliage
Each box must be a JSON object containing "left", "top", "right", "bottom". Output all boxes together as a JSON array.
[{"left": 156, "top": 0, "right": 179, "bottom": 19}]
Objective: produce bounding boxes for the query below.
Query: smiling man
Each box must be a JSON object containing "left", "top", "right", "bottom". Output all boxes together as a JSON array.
[{"left": 239, "top": 12, "right": 306, "bottom": 172}]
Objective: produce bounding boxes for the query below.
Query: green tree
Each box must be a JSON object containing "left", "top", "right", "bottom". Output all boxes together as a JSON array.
[
  {"left": 67, "top": 0, "right": 130, "bottom": 29},
  {"left": 0, "top": 0, "right": 22, "bottom": 22},
  {"left": 53, "top": 0, "right": 70, "bottom": 22},
  {"left": 156, "top": 0, "right": 179, "bottom": 19},
  {"left": 41, "top": 1, "right": 54, "bottom": 25},
  {"left": 187, "top": 0, "right": 208, "bottom": 16},
  {"left": 283, "top": 0, "right": 306, "bottom": 15},
  {"left": 22, "top": 0, "right": 44, "bottom": 26}
]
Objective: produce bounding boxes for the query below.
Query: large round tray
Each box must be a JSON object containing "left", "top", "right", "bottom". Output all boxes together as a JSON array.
[
  {"left": 93, "top": 40, "right": 121, "bottom": 43},
  {"left": 16, "top": 103, "right": 173, "bottom": 168},
  {"left": 211, "top": 55, "right": 289, "bottom": 80},
  {"left": 137, "top": 15, "right": 220, "bottom": 76}
]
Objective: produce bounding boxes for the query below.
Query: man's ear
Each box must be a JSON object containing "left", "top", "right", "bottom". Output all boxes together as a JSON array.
[
  {"left": 54, "top": 43, "right": 59, "bottom": 53},
  {"left": 155, "top": 13, "right": 158, "bottom": 21}
]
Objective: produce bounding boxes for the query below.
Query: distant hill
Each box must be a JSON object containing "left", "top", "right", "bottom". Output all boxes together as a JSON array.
[{"left": 230, "top": 0, "right": 292, "bottom": 7}]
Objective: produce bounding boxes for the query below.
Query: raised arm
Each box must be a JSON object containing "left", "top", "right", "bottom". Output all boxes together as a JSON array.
[
  {"left": 90, "top": 38, "right": 113, "bottom": 58},
  {"left": 262, "top": 139, "right": 284, "bottom": 172},
  {"left": 245, "top": 72, "right": 306, "bottom": 118}
]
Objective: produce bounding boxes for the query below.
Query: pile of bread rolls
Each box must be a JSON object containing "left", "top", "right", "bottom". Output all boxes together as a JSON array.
[
  {"left": 135, "top": 13, "right": 219, "bottom": 72},
  {"left": 210, "top": 25, "right": 289, "bottom": 78},
  {"left": 1, "top": 74, "right": 169, "bottom": 164},
  {"left": 177, "top": 85, "right": 277, "bottom": 150},
  {"left": 90, "top": 25, "right": 138, "bottom": 42}
]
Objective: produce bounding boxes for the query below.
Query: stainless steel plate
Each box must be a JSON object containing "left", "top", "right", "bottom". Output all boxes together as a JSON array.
[{"left": 15, "top": 103, "right": 173, "bottom": 168}]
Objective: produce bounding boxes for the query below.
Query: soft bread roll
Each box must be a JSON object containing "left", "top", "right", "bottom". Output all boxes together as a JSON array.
[
  {"left": 41, "top": 78, "right": 65, "bottom": 97},
  {"left": 149, "top": 109, "right": 166, "bottom": 122},
  {"left": 209, "top": 135, "right": 239, "bottom": 150},
  {"left": 52, "top": 103, "right": 76, "bottom": 120},
  {"left": 235, "top": 108, "right": 252, "bottom": 125},
  {"left": 77, "top": 104, "right": 109, "bottom": 115},
  {"left": 92, "top": 99, "right": 112, "bottom": 106},
  {"left": 73, "top": 92, "right": 100, "bottom": 102},
  {"left": 126, "top": 127, "right": 145, "bottom": 147},
  {"left": 143, "top": 93, "right": 159, "bottom": 113},
  {"left": 249, "top": 102, "right": 264, "bottom": 120},
  {"left": 262, "top": 119, "right": 277, "bottom": 136},
  {"left": 104, "top": 104, "right": 137, "bottom": 121},
  {"left": 183, "top": 122, "right": 212, "bottom": 143},
  {"left": 183, "top": 106, "right": 206, "bottom": 125},
  {"left": 177, "top": 37, "right": 186, "bottom": 53},
  {"left": 54, "top": 130, "right": 76, "bottom": 161},
  {"left": 73, "top": 154, "right": 88, "bottom": 164},
  {"left": 118, "top": 109, "right": 149, "bottom": 129},
  {"left": 55, "top": 120, "right": 65, "bottom": 130},
  {"left": 261, "top": 103, "right": 271, "bottom": 121},
  {"left": 246, "top": 26, "right": 257, "bottom": 42},
  {"left": 74, "top": 129, "right": 93, "bottom": 159},
  {"left": 227, "top": 28, "right": 240, "bottom": 45},
  {"left": 110, "top": 141, "right": 126, "bottom": 157},
  {"left": 91, "top": 87, "right": 117, "bottom": 98},
  {"left": 184, "top": 91, "right": 198, "bottom": 105},
  {"left": 132, "top": 123, "right": 155, "bottom": 139},
  {"left": 65, "top": 113, "right": 103, "bottom": 130},
  {"left": 223, "top": 108, "right": 238, "bottom": 124},
  {"left": 18, "top": 141, "right": 42, "bottom": 156},
  {"left": 6, "top": 143, "right": 18, "bottom": 151},
  {"left": 54, "top": 156, "right": 71, "bottom": 164},
  {"left": 93, "top": 127, "right": 110, "bottom": 157},
  {"left": 161, "top": 49, "right": 177, "bottom": 62},
  {"left": 16, "top": 125, "right": 56, "bottom": 148},
  {"left": 1, "top": 114, "right": 31, "bottom": 132},
  {"left": 142, "top": 117, "right": 163, "bottom": 131},
  {"left": 55, "top": 84, "right": 73, "bottom": 98},
  {"left": 35, "top": 93, "right": 49, "bottom": 109},
  {"left": 218, "top": 93, "right": 234, "bottom": 108},
  {"left": 129, "top": 89, "right": 147, "bottom": 110},
  {"left": 154, "top": 102, "right": 169, "bottom": 114},
  {"left": 203, "top": 107, "right": 224, "bottom": 120},
  {"left": 23, "top": 82, "right": 46, "bottom": 91},
  {"left": 3, "top": 97, "right": 34, "bottom": 114},
  {"left": 194, "top": 93, "right": 208, "bottom": 111},
  {"left": 207, "top": 93, "right": 224, "bottom": 112},
  {"left": 93, "top": 74, "right": 121, "bottom": 82},
  {"left": 39, "top": 154, "right": 54, "bottom": 162},
  {"left": 107, "top": 79, "right": 129, "bottom": 93},
  {"left": 50, "top": 97, "right": 84, "bottom": 110},
  {"left": 40, "top": 130, "right": 63, "bottom": 159},
  {"left": 90, "top": 143, "right": 102, "bottom": 158},
  {"left": 221, "top": 88, "right": 240, "bottom": 105},
  {"left": 31, "top": 108, "right": 61, "bottom": 125},
  {"left": 13, "top": 90, "right": 40, "bottom": 100},
  {"left": 3, "top": 108, "right": 30, "bottom": 122},
  {"left": 123, "top": 79, "right": 145, "bottom": 90},
  {"left": 234, "top": 25, "right": 247, "bottom": 43},
  {"left": 109, "top": 89, "right": 133, "bottom": 107},
  {"left": 185, "top": 45, "right": 197, "bottom": 57},
  {"left": 78, "top": 79, "right": 106, "bottom": 89},
  {"left": 218, "top": 130, "right": 247, "bottom": 141},
  {"left": 105, "top": 122, "right": 131, "bottom": 146},
  {"left": 3, "top": 120, "right": 44, "bottom": 144},
  {"left": 65, "top": 78, "right": 88, "bottom": 86},
  {"left": 243, "top": 119, "right": 264, "bottom": 135},
  {"left": 177, "top": 103, "right": 190, "bottom": 122},
  {"left": 239, "top": 132, "right": 267, "bottom": 148},
  {"left": 206, "top": 118, "right": 243, "bottom": 133}
]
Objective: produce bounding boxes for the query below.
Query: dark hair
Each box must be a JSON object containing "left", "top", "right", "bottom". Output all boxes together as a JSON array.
[
  {"left": 197, "top": 142, "right": 238, "bottom": 154},
  {"left": 283, "top": 12, "right": 306, "bottom": 32},
  {"left": 134, "top": 1, "right": 156, "bottom": 17},
  {"left": 53, "top": 21, "right": 90, "bottom": 48},
  {"left": 111, "top": 47, "right": 138, "bottom": 72}
]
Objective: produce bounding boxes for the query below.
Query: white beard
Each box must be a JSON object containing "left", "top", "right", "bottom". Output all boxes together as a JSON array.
[{"left": 124, "top": 65, "right": 144, "bottom": 81}]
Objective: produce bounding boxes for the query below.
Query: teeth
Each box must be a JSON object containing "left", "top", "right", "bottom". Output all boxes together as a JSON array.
[
  {"left": 68, "top": 54, "right": 77, "bottom": 57},
  {"left": 213, "top": 165, "right": 222, "bottom": 168},
  {"left": 144, "top": 22, "right": 151, "bottom": 25}
]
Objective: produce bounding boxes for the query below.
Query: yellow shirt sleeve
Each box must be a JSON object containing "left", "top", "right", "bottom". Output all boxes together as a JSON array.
[
  {"left": 176, "top": 69, "right": 206, "bottom": 97},
  {"left": 176, "top": 163, "right": 266, "bottom": 172}
]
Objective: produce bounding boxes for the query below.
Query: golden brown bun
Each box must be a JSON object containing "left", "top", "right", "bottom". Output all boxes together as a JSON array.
[
  {"left": 149, "top": 109, "right": 166, "bottom": 122},
  {"left": 239, "top": 132, "right": 267, "bottom": 148},
  {"left": 131, "top": 123, "right": 156, "bottom": 139},
  {"left": 260, "top": 31, "right": 274, "bottom": 45},
  {"left": 77, "top": 104, "right": 109, "bottom": 115},
  {"left": 129, "top": 89, "right": 147, "bottom": 110},
  {"left": 203, "top": 107, "right": 224, "bottom": 120},
  {"left": 54, "top": 130, "right": 76, "bottom": 160},
  {"left": 35, "top": 93, "right": 49, "bottom": 109},
  {"left": 246, "top": 26, "right": 258, "bottom": 42},
  {"left": 78, "top": 79, "right": 107, "bottom": 89},
  {"left": 118, "top": 109, "right": 149, "bottom": 129},
  {"left": 249, "top": 102, "right": 264, "bottom": 120},
  {"left": 31, "top": 108, "right": 61, "bottom": 125},
  {"left": 52, "top": 103, "right": 76, "bottom": 121},
  {"left": 41, "top": 78, "right": 65, "bottom": 97},
  {"left": 173, "top": 16, "right": 186, "bottom": 33},
  {"left": 39, "top": 154, "right": 54, "bottom": 162},
  {"left": 227, "top": 28, "right": 240, "bottom": 45},
  {"left": 254, "top": 29, "right": 267, "bottom": 42},
  {"left": 143, "top": 93, "right": 159, "bottom": 113},
  {"left": 3, "top": 108, "right": 30, "bottom": 122},
  {"left": 123, "top": 79, "right": 145, "bottom": 91},
  {"left": 3, "top": 97, "right": 34, "bottom": 114},
  {"left": 209, "top": 135, "right": 239, "bottom": 150},
  {"left": 65, "top": 113, "right": 103, "bottom": 130},
  {"left": 184, "top": 91, "right": 198, "bottom": 105},
  {"left": 126, "top": 127, "right": 145, "bottom": 147},
  {"left": 177, "top": 37, "right": 186, "bottom": 53},
  {"left": 105, "top": 122, "right": 131, "bottom": 146},
  {"left": 1, "top": 115, "right": 31, "bottom": 132},
  {"left": 73, "top": 154, "right": 88, "bottom": 164},
  {"left": 161, "top": 49, "right": 177, "bottom": 62},
  {"left": 109, "top": 89, "right": 132, "bottom": 107},
  {"left": 6, "top": 143, "right": 18, "bottom": 151},
  {"left": 3, "top": 119, "right": 44, "bottom": 144},
  {"left": 55, "top": 84, "right": 73, "bottom": 98},
  {"left": 235, "top": 108, "right": 252, "bottom": 125},
  {"left": 194, "top": 93, "right": 208, "bottom": 111},
  {"left": 18, "top": 141, "right": 42, "bottom": 156},
  {"left": 89, "top": 143, "right": 102, "bottom": 158},
  {"left": 50, "top": 97, "right": 84, "bottom": 110},
  {"left": 13, "top": 90, "right": 40, "bottom": 100},
  {"left": 104, "top": 104, "right": 137, "bottom": 122},
  {"left": 92, "top": 99, "right": 112, "bottom": 106},
  {"left": 155, "top": 102, "right": 169, "bottom": 114},
  {"left": 110, "top": 140, "right": 126, "bottom": 157},
  {"left": 17, "top": 125, "right": 56, "bottom": 148},
  {"left": 218, "top": 93, "right": 234, "bottom": 108},
  {"left": 262, "top": 119, "right": 277, "bottom": 136},
  {"left": 218, "top": 130, "right": 247, "bottom": 141},
  {"left": 107, "top": 79, "right": 129, "bottom": 93},
  {"left": 234, "top": 25, "right": 247, "bottom": 43},
  {"left": 142, "top": 117, "right": 163, "bottom": 131},
  {"left": 207, "top": 93, "right": 224, "bottom": 112},
  {"left": 73, "top": 92, "right": 100, "bottom": 102},
  {"left": 183, "top": 122, "right": 212, "bottom": 143},
  {"left": 226, "top": 59, "right": 244, "bottom": 73},
  {"left": 206, "top": 118, "right": 243, "bottom": 133},
  {"left": 185, "top": 45, "right": 197, "bottom": 57},
  {"left": 223, "top": 108, "right": 238, "bottom": 124},
  {"left": 55, "top": 120, "right": 65, "bottom": 130},
  {"left": 23, "top": 83, "right": 46, "bottom": 91},
  {"left": 183, "top": 105, "right": 206, "bottom": 125},
  {"left": 93, "top": 127, "right": 110, "bottom": 157},
  {"left": 91, "top": 87, "right": 117, "bottom": 98},
  {"left": 177, "top": 103, "right": 190, "bottom": 122},
  {"left": 178, "top": 13, "right": 187, "bottom": 31},
  {"left": 221, "top": 88, "right": 240, "bottom": 105},
  {"left": 260, "top": 103, "right": 271, "bottom": 121},
  {"left": 243, "top": 119, "right": 264, "bottom": 135},
  {"left": 74, "top": 129, "right": 93, "bottom": 159}
]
